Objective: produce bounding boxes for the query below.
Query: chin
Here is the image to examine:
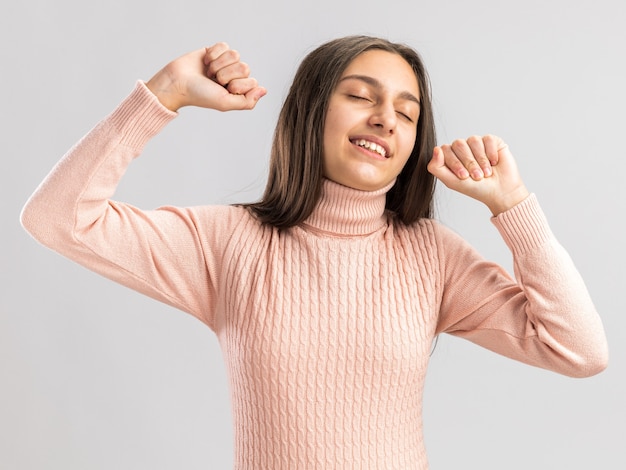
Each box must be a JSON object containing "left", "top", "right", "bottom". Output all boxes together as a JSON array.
[
  {"left": 340, "top": 178, "right": 389, "bottom": 192},
  {"left": 323, "top": 166, "right": 395, "bottom": 192}
]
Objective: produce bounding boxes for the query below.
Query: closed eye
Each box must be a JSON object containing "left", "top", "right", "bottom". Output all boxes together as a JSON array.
[
  {"left": 348, "top": 94, "right": 371, "bottom": 102},
  {"left": 397, "top": 111, "right": 414, "bottom": 123}
]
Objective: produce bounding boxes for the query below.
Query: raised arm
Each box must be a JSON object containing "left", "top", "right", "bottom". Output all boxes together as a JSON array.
[
  {"left": 428, "top": 135, "right": 608, "bottom": 377},
  {"left": 21, "top": 43, "right": 265, "bottom": 329}
]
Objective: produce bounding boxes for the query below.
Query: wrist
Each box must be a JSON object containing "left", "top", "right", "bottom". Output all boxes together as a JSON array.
[
  {"left": 488, "top": 186, "right": 530, "bottom": 216},
  {"left": 145, "top": 73, "right": 184, "bottom": 112}
]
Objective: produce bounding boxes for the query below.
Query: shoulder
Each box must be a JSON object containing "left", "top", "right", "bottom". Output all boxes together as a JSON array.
[
  {"left": 182, "top": 204, "right": 268, "bottom": 247},
  {"left": 392, "top": 215, "right": 460, "bottom": 244},
  {"left": 189, "top": 203, "right": 263, "bottom": 228}
]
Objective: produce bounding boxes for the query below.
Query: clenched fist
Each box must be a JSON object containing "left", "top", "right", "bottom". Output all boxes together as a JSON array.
[
  {"left": 428, "top": 135, "right": 530, "bottom": 215},
  {"left": 146, "top": 42, "right": 267, "bottom": 112}
]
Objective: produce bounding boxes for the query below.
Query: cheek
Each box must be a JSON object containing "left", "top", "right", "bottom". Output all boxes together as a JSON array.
[
  {"left": 324, "top": 110, "right": 344, "bottom": 138},
  {"left": 322, "top": 113, "right": 347, "bottom": 154},
  {"left": 399, "top": 130, "right": 418, "bottom": 161}
]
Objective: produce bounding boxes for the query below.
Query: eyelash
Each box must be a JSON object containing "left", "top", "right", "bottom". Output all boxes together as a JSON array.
[
  {"left": 347, "top": 95, "right": 414, "bottom": 123},
  {"left": 398, "top": 112, "right": 413, "bottom": 123},
  {"left": 348, "top": 94, "right": 370, "bottom": 102}
]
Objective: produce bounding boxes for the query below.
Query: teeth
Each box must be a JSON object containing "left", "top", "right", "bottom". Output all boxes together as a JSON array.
[{"left": 354, "top": 139, "right": 387, "bottom": 158}]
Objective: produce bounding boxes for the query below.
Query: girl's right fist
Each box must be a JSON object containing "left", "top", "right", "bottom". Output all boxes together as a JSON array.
[{"left": 146, "top": 43, "right": 266, "bottom": 112}]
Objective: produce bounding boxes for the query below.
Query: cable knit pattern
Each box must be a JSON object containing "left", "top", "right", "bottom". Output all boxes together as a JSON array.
[{"left": 21, "top": 81, "right": 608, "bottom": 469}]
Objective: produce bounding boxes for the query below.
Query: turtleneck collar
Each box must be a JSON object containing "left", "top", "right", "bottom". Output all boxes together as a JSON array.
[{"left": 301, "top": 178, "right": 395, "bottom": 236}]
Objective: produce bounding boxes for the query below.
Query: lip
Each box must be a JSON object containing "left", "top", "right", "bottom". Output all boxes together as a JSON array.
[{"left": 349, "top": 135, "right": 391, "bottom": 159}]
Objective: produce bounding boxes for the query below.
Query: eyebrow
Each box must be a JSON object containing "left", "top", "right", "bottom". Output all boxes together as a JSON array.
[{"left": 339, "top": 74, "right": 421, "bottom": 106}]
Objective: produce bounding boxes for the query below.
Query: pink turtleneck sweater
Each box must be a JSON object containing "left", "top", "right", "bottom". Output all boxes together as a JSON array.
[{"left": 21, "top": 82, "right": 608, "bottom": 469}]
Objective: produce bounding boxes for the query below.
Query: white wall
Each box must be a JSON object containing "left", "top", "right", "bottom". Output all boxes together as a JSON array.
[{"left": 2, "top": 0, "right": 624, "bottom": 468}]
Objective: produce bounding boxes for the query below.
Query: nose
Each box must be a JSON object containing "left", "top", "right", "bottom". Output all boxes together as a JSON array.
[{"left": 368, "top": 101, "right": 397, "bottom": 134}]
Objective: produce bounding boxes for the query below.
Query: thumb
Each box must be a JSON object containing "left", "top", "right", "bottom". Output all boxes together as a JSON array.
[
  {"left": 427, "top": 146, "right": 454, "bottom": 181},
  {"left": 245, "top": 86, "right": 268, "bottom": 107},
  {"left": 219, "top": 86, "right": 267, "bottom": 111}
]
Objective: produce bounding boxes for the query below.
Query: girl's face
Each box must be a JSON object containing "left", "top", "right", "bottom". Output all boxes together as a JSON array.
[{"left": 322, "top": 50, "right": 421, "bottom": 191}]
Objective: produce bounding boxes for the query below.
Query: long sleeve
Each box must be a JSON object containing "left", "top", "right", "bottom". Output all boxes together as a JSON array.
[
  {"left": 21, "top": 81, "right": 232, "bottom": 329},
  {"left": 433, "top": 195, "right": 609, "bottom": 378}
]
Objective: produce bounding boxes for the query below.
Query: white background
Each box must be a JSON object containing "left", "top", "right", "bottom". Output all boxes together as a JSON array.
[{"left": 2, "top": 0, "right": 624, "bottom": 468}]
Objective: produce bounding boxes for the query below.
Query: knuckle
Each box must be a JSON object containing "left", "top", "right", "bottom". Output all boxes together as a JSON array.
[
  {"left": 239, "top": 62, "right": 250, "bottom": 76},
  {"left": 229, "top": 81, "right": 245, "bottom": 95},
  {"left": 215, "top": 70, "right": 228, "bottom": 85},
  {"left": 206, "top": 65, "right": 217, "bottom": 78},
  {"left": 450, "top": 139, "right": 465, "bottom": 151},
  {"left": 228, "top": 49, "right": 240, "bottom": 61},
  {"left": 207, "top": 42, "right": 228, "bottom": 58},
  {"left": 484, "top": 134, "right": 500, "bottom": 147},
  {"left": 467, "top": 135, "right": 481, "bottom": 145}
]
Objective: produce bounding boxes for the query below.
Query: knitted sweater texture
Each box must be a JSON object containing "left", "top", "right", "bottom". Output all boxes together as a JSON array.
[{"left": 21, "top": 82, "right": 608, "bottom": 469}]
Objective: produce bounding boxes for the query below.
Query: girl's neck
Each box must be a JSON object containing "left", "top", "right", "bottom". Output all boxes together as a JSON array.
[{"left": 301, "top": 178, "right": 394, "bottom": 236}]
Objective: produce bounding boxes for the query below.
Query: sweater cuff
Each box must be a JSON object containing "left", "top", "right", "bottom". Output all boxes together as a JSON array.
[
  {"left": 490, "top": 194, "right": 554, "bottom": 257},
  {"left": 107, "top": 80, "right": 178, "bottom": 151}
]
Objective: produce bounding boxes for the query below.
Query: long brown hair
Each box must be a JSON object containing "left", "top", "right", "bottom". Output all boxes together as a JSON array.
[{"left": 245, "top": 35, "right": 436, "bottom": 228}]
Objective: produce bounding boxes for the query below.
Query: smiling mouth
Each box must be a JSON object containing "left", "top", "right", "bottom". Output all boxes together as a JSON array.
[{"left": 350, "top": 138, "right": 388, "bottom": 158}]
